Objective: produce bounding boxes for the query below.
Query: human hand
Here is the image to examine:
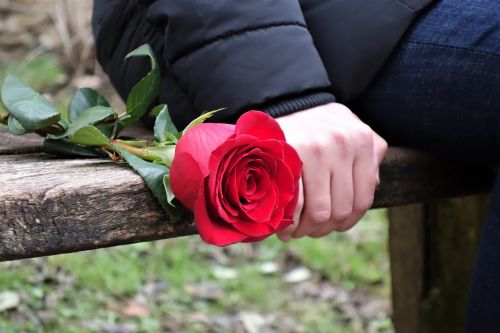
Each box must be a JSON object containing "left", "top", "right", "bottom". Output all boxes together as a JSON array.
[{"left": 275, "top": 103, "right": 387, "bottom": 241}]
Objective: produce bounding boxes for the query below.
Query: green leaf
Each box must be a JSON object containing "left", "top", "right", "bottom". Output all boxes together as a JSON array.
[
  {"left": 163, "top": 174, "right": 176, "bottom": 206},
  {"left": 7, "top": 115, "right": 27, "bottom": 135},
  {"left": 115, "top": 146, "right": 181, "bottom": 220},
  {"left": 1, "top": 74, "right": 60, "bottom": 130},
  {"left": 163, "top": 132, "right": 179, "bottom": 144},
  {"left": 182, "top": 109, "right": 222, "bottom": 135},
  {"left": 68, "top": 88, "right": 110, "bottom": 122},
  {"left": 57, "top": 119, "right": 69, "bottom": 131},
  {"left": 42, "top": 138, "right": 103, "bottom": 157},
  {"left": 149, "top": 106, "right": 162, "bottom": 118},
  {"left": 95, "top": 124, "right": 114, "bottom": 138},
  {"left": 51, "top": 106, "right": 115, "bottom": 139},
  {"left": 69, "top": 125, "right": 111, "bottom": 147},
  {"left": 144, "top": 145, "right": 176, "bottom": 167},
  {"left": 153, "top": 105, "right": 178, "bottom": 142},
  {"left": 121, "top": 44, "right": 161, "bottom": 129}
]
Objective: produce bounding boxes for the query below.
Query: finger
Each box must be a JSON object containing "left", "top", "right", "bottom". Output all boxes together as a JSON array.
[
  {"left": 337, "top": 137, "right": 377, "bottom": 232},
  {"left": 309, "top": 210, "right": 364, "bottom": 237},
  {"left": 329, "top": 143, "right": 355, "bottom": 231},
  {"left": 291, "top": 148, "right": 333, "bottom": 238},
  {"left": 294, "top": 138, "right": 355, "bottom": 238},
  {"left": 277, "top": 178, "right": 304, "bottom": 242}
]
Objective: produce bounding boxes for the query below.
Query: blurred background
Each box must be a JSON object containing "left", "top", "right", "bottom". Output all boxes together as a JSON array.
[{"left": 0, "top": 1, "right": 392, "bottom": 332}]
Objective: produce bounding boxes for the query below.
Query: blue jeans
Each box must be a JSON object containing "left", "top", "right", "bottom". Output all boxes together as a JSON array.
[{"left": 351, "top": 0, "right": 500, "bottom": 331}]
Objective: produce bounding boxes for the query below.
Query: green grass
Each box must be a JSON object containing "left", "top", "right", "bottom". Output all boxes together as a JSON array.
[{"left": 0, "top": 210, "right": 391, "bottom": 333}]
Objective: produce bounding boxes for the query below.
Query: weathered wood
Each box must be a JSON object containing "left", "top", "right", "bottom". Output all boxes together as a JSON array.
[
  {"left": 389, "top": 195, "right": 489, "bottom": 333},
  {"left": 0, "top": 131, "right": 42, "bottom": 154},
  {"left": 420, "top": 195, "right": 489, "bottom": 333},
  {"left": 0, "top": 154, "right": 196, "bottom": 261},
  {"left": 389, "top": 204, "right": 425, "bottom": 333},
  {"left": 0, "top": 126, "right": 496, "bottom": 261},
  {"left": 375, "top": 149, "right": 495, "bottom": 207}
]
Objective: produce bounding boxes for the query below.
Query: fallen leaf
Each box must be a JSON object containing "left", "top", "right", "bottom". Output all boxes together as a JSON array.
[
  {"left": 0, "top": 291, "right": 20, "bottom": 312},
  {"left": 259, "top": 262, "right": 279, "bottom": 275},
  {"left": 239, "top": 312, "right": 268, "bottom": 333},
  {"left": 122, "top": 299, "right": 150, "bottom": 317},
  {"left": 212, "top": 265, "right": 238, "bottom": 280},
  {"left": 284, "top": 267, "right": 311, "bottom": 283}
]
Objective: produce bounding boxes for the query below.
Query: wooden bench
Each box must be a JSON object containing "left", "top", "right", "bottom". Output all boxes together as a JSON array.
[{"left": 1, "top": 128, "right": 496, "bottom": 333}]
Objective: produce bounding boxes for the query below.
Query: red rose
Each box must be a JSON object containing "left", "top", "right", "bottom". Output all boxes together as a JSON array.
[{"left": 170, "top": 111, "right": 302, "bottom": 246}]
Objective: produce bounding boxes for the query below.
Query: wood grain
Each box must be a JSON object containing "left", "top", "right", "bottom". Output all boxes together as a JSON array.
[
  {"left": 0, "top": 128, "right": 496, "bottom": 261},
  {"left": 375, "top": 149, "right": 496, "bottom": 208},
  {"left": 0, "top": 154, "right": 196, "bottom": 261},
  {"left": 0, "top": 130, "right": 42, "bottom": 154},
  {"left": 389, "top": 204, "right": 425, "bottom": 333}
]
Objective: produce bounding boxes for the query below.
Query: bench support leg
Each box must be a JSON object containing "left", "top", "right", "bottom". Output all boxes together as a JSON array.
[{"left": 389, "top": 195, "right": 489, "bottom": 333}]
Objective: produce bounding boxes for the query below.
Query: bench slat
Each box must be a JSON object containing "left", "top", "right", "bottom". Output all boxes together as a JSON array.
[
  {"left": 0, "top": 131, "right": 42, "bottom": 155},
  {"left": 0, "top": 142, "right": 496, "bottom": 261},
  {"left": 1, "top": 154, "right": 197, "bottom": 261}
]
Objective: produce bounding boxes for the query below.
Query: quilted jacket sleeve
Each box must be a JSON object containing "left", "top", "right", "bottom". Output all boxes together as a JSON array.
[{"left": 93, "top": 0, "right": 335, "bottom": 128}]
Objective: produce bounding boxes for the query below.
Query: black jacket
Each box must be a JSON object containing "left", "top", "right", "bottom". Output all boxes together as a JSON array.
[{"left": 93, "top": 0, "right": 435, "bottom": 129}]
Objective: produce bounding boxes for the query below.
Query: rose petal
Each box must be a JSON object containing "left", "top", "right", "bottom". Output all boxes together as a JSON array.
[
  {"left": 282, "top": 142, "right": 303, "bottom": 179},
  {"left": 242, "top": 235, "right": 272, "bottom": 243},
  {"left": 281, "top": 142, "right": 303, "bottom": 219},
  {"left": 244, "top": 167, "right": 269, "bottom": 201},
  {"left": 253, "top": 140, "right": 285, "bottom": 160},
  {"left": 209, "top": 135, "right": 257, "bottom": 211},
  {"left": 241, "top": 173, "right": 277, "bottom": 223},
  {"left": 215, "top": 150, "right": 252, "bottom": 223},
  {"left": 274, "top": 159, "right": 296, "bottom": 207},
  {"left": 194, "top": 179, "right": 249, "bottom": 246},
  {"left": 176, "top": 123, "right": 235, "bottom": 176},
  {"left": 284, "top": 188, "right": 300, "bottom": 220},
  {"left": 231, "top": 217, "right": 274, "bottom": 237},
  {"left": 242, "top": 217, "right": 293, "bottom": 243},
  {"left": 170, "top": 152, "right": 203, "bottom": 211},
  {"left": 244, "top": 172, "right": 256, "bottom": 196},
  {"left": 235, "top": 111, "right": 286, "bottom": 141}
]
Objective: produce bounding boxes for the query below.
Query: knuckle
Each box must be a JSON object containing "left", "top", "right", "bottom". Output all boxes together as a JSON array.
[
  {"left": 358, "top": 126, "right": 374, "bottom": 140},
  {"left": 379, "top": 140, "right": 388, "bottom": 154},
  {"left": 376, "top": 136, "right": 389, "bottom": 155},
  {"left": 330, "top": 131, "right": 351, "bottom": 155},
  {"left": 299, "top": 141, "right": 326, "bottom": 159},
  {"left": 310, "top": 209, "right": 331, "bottom": 224},
  {"left": 306, "top": 142, "right": 325, "bottom": 158},
  {"left": 354, "top": 196, "right": 374, "bottom": 214},
  {"left": 332, "top": 208, "right": 352, "bottom": 222},
  {"left": 331, "top": 130, "right": 349, "bottom": 146}
]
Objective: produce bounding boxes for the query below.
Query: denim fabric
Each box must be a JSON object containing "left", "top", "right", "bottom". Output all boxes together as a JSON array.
[
  {"left": 351, "top": 0, "right": 500, "bottom": 331},
  {"left": 352, "top": 0, "right": 500, "bottom": 161}
]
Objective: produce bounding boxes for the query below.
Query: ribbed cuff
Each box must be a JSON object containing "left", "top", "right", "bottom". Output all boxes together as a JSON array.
[{"left": 260, "top": 92, "right": 336, "bottom": 118}]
